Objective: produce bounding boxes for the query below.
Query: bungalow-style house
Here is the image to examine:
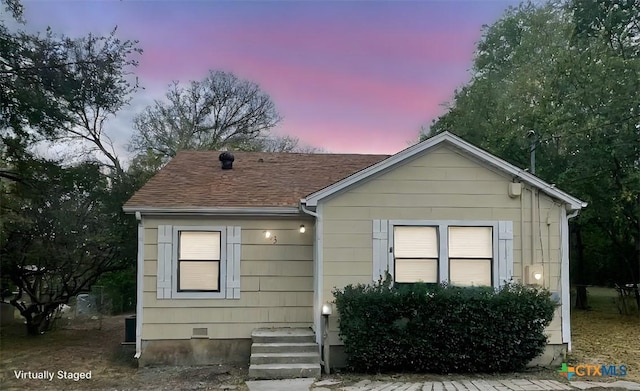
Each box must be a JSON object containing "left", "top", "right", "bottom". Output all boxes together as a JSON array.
[{"left": 123, "top": 132, "right": 586, "bottom": 377}]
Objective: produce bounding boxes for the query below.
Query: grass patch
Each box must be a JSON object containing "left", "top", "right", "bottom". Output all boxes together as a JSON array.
[{"left": 569, "top": 286, "right": 640, "bottom": 382}]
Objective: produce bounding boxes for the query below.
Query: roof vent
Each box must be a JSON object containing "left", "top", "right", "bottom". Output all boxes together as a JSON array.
[{"left": 219, "top": 151, "right": 235, "bottom": 170}]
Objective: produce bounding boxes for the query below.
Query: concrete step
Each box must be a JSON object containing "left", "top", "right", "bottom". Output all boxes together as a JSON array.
[
  {"left": 248, "top": 363, "right": 321, "bottom": 380},
  {"left": 251, "top": 342, "right": 318, "bottom": 354},
  {"left": 250, "top": 352, "right": 320, "bottom": 365},
  {"left": 251, "top": 328, "right": 315, "bottom": 344}
]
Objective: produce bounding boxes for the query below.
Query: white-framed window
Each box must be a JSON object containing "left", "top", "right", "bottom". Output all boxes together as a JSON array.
[
  {"left": 156, "top": 225, "right": 241, "bottom": 299},
  {"left": 393, "top": 226, "right": 438, "bottom": 283},
  {"left": 374, "top": 220, "right": 513, "bottom": 288},
  {"left": 448, "top": 226, "right": 493, "bottom": 286},
  {"left": 177, "top": 231, "right": 221, "bottom": 292}
]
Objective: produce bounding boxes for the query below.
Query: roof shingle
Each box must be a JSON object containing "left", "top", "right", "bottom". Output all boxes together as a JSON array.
[{"left": 124, "top": 151, "right": 389, "bottom": 209}]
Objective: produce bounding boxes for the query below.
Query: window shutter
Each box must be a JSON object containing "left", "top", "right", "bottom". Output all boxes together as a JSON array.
[
  {"left": 157, "top": 225, "right": 173, "bottom": 299},
  {"left": 497, "top": 221, "right": 514, "bottom": 287},
  {"left": 226, "top": 226, "right": 242, "bottom": 299},
  {"left": 372, "top": 220, "right": 389, "bottom": 282}
]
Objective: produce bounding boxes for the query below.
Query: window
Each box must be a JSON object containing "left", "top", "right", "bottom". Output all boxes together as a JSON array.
[
  {"left": 393, "top": 226, "right": 438, "bottom": 283},
  {"left": 374, "top": 220, "right": 512, "bottom": 288},
  {"left": 156, "top": 225, "right": 241, "bottom": 300},
  {"left": 178, "top": 231, "right": 221, "bottom": 292},
  {"left": 448, "top": 226, "right": 493, "bottom": 286}
]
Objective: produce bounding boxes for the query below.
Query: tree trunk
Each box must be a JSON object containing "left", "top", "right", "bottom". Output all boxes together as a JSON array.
[
  {"left": 636, "top": 216, "right": 640, "bottom": 310},
  {"left": 573, "top": 222, "right": 589, "bottom": 310},
  {"left": 21, "top": 305, "right": 56, "bottom": 335}
]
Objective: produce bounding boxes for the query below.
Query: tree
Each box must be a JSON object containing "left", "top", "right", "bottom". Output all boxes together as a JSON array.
[
  {"left": 1, "top": 22, "right": 141, "bottom": 178},
  {"left": 130, "top": 70, "right": 282, "bottom": 163},
  {"left": 1, "top": 1, "right": 143, "bottom": 331},
  {"left": 425, "top": 0, "right": 640, "bottom": 291},
  {"left": 247, "top": 134, "right": 324, "bottom": 153},
  {"left": 0, "top": 159, "right": 129, "bottom": 334}
]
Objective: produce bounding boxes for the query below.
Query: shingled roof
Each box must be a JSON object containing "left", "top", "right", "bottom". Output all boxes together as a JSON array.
[{"left": 124, "top": 151, "right": 389, "bottom": 209}]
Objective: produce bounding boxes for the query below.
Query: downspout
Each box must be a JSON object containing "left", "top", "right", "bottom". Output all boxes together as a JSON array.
[
  {"left": 134, "top": 211, "right": 144, "bottom": 359},
  {"left": 300, "top": 203, "right": 320, "bottom": 339},
  {"left": 520, "top": 186, "right": 526, "bottom": 283},
  {"left": 300, "top": 202, "right": 326, "bottom": 370},
  {"left": 561, "top": 208, "right": 580, "bottom": 352},
  {"left": 531, "top": 188, "right": 537, "bottom": 273}
]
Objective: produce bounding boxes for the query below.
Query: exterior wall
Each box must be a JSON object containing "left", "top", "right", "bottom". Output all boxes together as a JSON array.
[
  {"left": 140, "top": 216, "right": 314, "bottom": 365},
  {"left": 321, "top": 145, "right": 565, "bottom": 348}
]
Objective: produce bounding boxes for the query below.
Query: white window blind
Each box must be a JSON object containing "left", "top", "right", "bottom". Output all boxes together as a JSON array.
[
  {"left": 396, "top": 259, "right": 438, "bottom": 283},
  {"left": 393, "top": 226, "right": 438, "bottom": 283},
  {"left": 450, "top": 259, "right": 491, "bottom": 286},
  {"left": 448, "top": 226, "right": 492, "bottom": 258},
  {"left": 179, "top": 261, "right": 220, "bottom": 290},
  {"left": 394, "top": 226, "right": 437, "bottom": 257},
  {"left": 180, "top": 231, "right": 221, "bottom": 260}
]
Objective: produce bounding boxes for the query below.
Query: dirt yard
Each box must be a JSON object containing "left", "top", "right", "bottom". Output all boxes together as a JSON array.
[
  {"left": 0, "top": 288, "right": 637, "bottom": 390},
  {"left": 0, "top": 314, "right": 249, "bottom": 391},
  {"left": 569, "top": 287, "right": 640, "bottom": 382}
]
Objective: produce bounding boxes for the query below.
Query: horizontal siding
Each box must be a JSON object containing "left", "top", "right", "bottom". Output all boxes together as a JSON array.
[
  {"left": 144, "top": 306, "right": 312, "bottom": 324},
  {"left": 142, "top": 275, "right": 312, "bottom": 294},
  {"left": 349, "top": 180, "right": 513, "bottom": 195},
  {"left": 242, "top": 245, "right": 312, "bottom": 261},
  {"left": 321, "top": 145, "right": 566, "bottom": 347},
  {"left": 327, "top": 193, "right": 522, "bottom": 208},
  {"left": 546, "top": 308, "right": 563, "bottom": 344},
  {"left": 143, "top": 291, "right": 313, "bottom": 308},
  {"left": 140, "top": 217, "right": 314, "bottom": 340},
  {"left": 240, "top": 260, "right": 312, "bottom": 276}
]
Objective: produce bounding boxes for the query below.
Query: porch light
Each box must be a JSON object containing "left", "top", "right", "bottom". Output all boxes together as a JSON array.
[
  {"left": 264, "top": 231, "right": 271, "bottom": 239},
  {"left": 525, "top": 264, "right": 544, "bottom": 286},
  {"left": 321, "top": 303, "right": 332, "bottom": 316},
  {"left": 299, "top": 225, "right": 306, "bottom": 233},
  {"left": 321, "top": 302, "right": 333, "bottom": 374}
]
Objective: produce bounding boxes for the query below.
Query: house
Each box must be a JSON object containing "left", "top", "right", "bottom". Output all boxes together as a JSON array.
[{"left": 123, "top": 132, "right": 586, "bottom": 377}]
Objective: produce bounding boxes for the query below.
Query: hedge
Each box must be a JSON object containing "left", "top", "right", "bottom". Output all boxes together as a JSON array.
[{"left": 333, "top": 277, "right": 557, "bottom": 373}]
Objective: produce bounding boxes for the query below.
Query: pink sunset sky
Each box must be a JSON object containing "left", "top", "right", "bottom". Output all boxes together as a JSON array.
[{"left": 15, "top": 0, "right": 520, "bottom": 156}]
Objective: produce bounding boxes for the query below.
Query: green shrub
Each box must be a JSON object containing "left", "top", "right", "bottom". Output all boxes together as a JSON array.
[
  {"left": 333, "top": 277, "right": 557, "bottom": 373},
  {"left": 97, "top": 268, "right": 136, "bottom": 314}
]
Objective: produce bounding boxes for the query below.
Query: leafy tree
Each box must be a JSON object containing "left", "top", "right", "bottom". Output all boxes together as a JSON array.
[
  {"left": 425, "top": 0, "right": 640, "bottom": 290},
  {"left": 130, "top": 70, "right": 282, "bottom": 162},
  {"left": 1, "top": 19, "right": 141, "bottom": 177},
  {"left": 0, "top": 159, "right": 130, "bottom": 334},
  {"left": 1, "top": 1, "right": 142, "bottom": 331}
]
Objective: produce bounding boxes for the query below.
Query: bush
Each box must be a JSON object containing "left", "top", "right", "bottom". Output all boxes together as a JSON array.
[{"left": 333, "top": 277, "right": 557, "bottom": 373}]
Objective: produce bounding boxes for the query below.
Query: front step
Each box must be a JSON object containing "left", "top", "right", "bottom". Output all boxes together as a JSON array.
[
  {"left": 248, "top": 328, "right": 321, "bottom": 379},
  {"left": 251, "top": 328, "right": 316, "bottom": 344},
  {"left": 252, "top": 342, "right": 318, "bottom": 354},
  {"left": 249, "top": 363, "right": 320, "bottom": 379},
  {"left": 251, "top": 352, "right": 319, "bottom": 365}
]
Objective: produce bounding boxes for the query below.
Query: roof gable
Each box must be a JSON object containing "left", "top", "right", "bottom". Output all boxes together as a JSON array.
[{"left": 302, "top": 132, "right": 587, "bottom": 211}]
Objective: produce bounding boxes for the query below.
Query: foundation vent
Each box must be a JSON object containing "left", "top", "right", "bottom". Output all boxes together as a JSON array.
[{"left": 192, "top": 327, "right": 208, "bottom": 338}]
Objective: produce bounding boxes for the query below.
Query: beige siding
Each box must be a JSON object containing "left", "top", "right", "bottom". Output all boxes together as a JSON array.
[
  {"left": 321, "top": 145, "right": 565, "bottom": 346},
  {"left": 141, "top": 217, "right": 314, "bottom": 340}
]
